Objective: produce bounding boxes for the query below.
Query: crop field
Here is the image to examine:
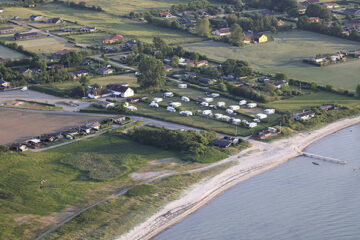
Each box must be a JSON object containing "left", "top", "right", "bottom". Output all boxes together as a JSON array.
[
  {"left": 0, "top": 44, "right": 25, "bottom": 59},
  {"left": 3, "top": 3, "right": 202, "bottom": 44},
  {"left": 0, "top": 132, "right": 176, "bottom": 239},
  {"left": 269, "top": 91, "right": 360, "bottom": 112},
  {"left": 183, "top": 30, "right": 360, "bottom": 91}
]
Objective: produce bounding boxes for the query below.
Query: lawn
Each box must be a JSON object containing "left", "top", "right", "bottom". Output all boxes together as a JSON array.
[
  {"left": 269, "top": 91, "right": 360, "bottom": 112},
  {"left": 67, "top": 32, "right": 112, "bottom": 45},
  {"left": 0, "top": 133, "right": 177, "bottom": 239},
  {"left": 182, "top": 30, "right": 360, "bottom": 91},
  {"left": 90, "top": 74, "right": 139, "bottom": 87},
  {"left": 3, "top": 3, "right": 202, "bottom": 44},
  {"left": 0, "top": 44, "right": 25, "bottom": 59}
]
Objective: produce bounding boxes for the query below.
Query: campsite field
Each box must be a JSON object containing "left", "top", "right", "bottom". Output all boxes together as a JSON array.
[
  {"left": 3, "top": 3, "right": 202, "bottom": 44},
  {"left": 0, "top": 132, "right": 177, "bottom": 240},
  {"left": 182, "top": 30, "right": 360, "bottom": 91},
  {"left": 0, "top": 44, "right": 25, "bottom": 59}
]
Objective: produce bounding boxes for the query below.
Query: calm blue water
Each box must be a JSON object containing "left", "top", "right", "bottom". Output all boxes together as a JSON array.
[{"left": 155, "top": 124, "right": 360, "bottom": 240}]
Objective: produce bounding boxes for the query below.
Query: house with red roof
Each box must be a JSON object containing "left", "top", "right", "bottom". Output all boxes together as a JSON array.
[
  {"left": 103, "top": 34, "right": 124, "bottom": 44},
  {"left": 159, "top": 12, "right": 172, "bottom": 18},
  {"left": 309, "top": 17, "right": 320, "bottom": 23}
]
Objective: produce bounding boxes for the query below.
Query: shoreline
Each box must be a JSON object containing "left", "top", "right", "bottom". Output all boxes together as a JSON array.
[{"left": 116, "top": 116, "right": 360, "bottom": 240}]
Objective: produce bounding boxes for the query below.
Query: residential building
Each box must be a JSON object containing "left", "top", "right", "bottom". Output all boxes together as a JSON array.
[
  {"left": 294, "top": 110, "right": 315, "bottom": 121},
  {"left": 69, "top": 70, "right": 88, "bottom": 79},
  {"left": 103, "top": 34, "right": 124, "bottom": 44},
  {"left": 94, "top": 100, "right": 115, "bottom": 109},
  {"left": 159, "top": 12, "right": 172, "bottom": 18},
  {"left": 243, "top": 32, "right": 268, "bottom": 43},
  {"left": 48, "top": 18, "right": 62, "bottom": 24},
  {"left": 29, "top": 15, "right": 43, "bottom": 21},
  {"left": 98, "top": 67, "right": 114, "bottom": 75},
  {"left": 309, "top": 17, "right": 320, "bottom": 23},
  {"left": 273, "top": 80, "right": 288, "bottom": 88},
  {"left": 0, "top": 79, "right": 10, "bottom": 89},
  {"left": 80, "top": 26, "right": 97, "bottom": 32}
]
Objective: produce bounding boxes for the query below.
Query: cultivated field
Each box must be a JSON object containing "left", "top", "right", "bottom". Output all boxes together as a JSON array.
[
  {"left": 0, "top": 109, "right": 105, "bottom": 144},
  {"left": 3, "top": 3, "right": 202, "bottom": 44},
  {"left": 0, "top": 44, "right": 25, "bottom": 59},
  {"left": 183, "top": 30, "right": 360, "bottom": 91}
]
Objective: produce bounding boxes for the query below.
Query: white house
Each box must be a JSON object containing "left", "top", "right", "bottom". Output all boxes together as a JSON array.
[
  {"left": 239, "top": 100, "right": 247, "bottom": 105},
  {"left": 120, "top": 87, "right": 134, "bottom": 98},
  {"left": 181, "top": 96, "right": 190, "bottom": 102},
  {"left": 149, "top": 102, "right": 159, "bottom": 108},
  {"left": 256, "top": 113, "right": 268, "bottom": 119},
  {"left": 201, "top": 102, "right": 209, "bottom": 107},
  {"left": 167, "top": 106, "right": 176, "bottom": 112},
  {"left": 180, "top": 110, "right": 193, "bottom": 116},
  {"left": 163, "top": 92, "right": 174, "bottom": 97},
  {"left": 217, "top": 102, "right": 226, "bottom": 107},
  {"left": 212, "top": 27, "right": 231, "bottom": 36},
  {"left": 153, "top": 97, "right": 163, "bottom": 103},
  {"left": 178, "top": 83, "right": 187, "bottom": 89},
  {"left": 214, "top": 113, "right": 223, "bottom": 119},
  {"left": 247, "top": 103, "right": 257, "bottom": 108},
  {"left": 126, "top": 106, "right": 137, "bottom": 111},
  {"left": 264, "top": 109, "right": 275, "bottom": 114},
  {"left": 229, "top": 105, "right": 240, "bottom": 111},
  {"left": 202, "top": 110, "right": 212, "bottom": 116},
  {"left": 170, "top": 102, "right": 182, "bottom": 108}
]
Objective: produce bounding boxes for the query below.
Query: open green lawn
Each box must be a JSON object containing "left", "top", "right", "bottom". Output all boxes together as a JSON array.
[
  {"left": 182, "top": 30, "right": 360, "bottom": 91},
  {"left": 73, "top": 0, "right": 193, "bottom": 16},
  {"left": 90, "top": 74, "right": 139, "bottom": 87},
  {"left": 3, "top": 3, "right": 202, "bottom": 44},
  {"left": 269, "top": 91, "right": 360, "bottom": 112},
  {"left": 0, "top": 133, "right": 176, "bottom": 239},
  {"left": 0, "top": 44, "right": 25, "bottom": 59},
  {"left": 67, "top": 32, "right": 112, "bottom": 45}
]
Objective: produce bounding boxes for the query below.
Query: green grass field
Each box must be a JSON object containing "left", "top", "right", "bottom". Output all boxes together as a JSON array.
[
  {"left": 269, "top": 91, "right": 360, "bottom": 112},
  {"left": 12, "top": 36, "right": 77, "bottom": 54},
  {"left": 3, "top": 3, "right": 202, "bottom": 44},
  {"left": 90, "top": 74, "right": 139, "bottom": 87},
  {"left": 67, "top": 32, "right": 112, "bottom": 45},
  {"left": 182, "top": 30, "right": 360, "bottom": 91},
  {"left": 0, "top": 44, "right": 25, "bottom": 59},
  {"left": 0, "top": 133, "right": 177, "bottom": 239}
]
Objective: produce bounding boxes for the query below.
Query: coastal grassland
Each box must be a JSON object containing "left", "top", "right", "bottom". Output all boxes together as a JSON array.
[
  {"left": 0, "top": 133, "right": 177, "bottom": 240},
  {"left": 182, "top": 30, "right": 360, "bottom": 91},
  {"left": 0, "top": 44, "right": 25, "bottom": 59},
  {"left": 269, "top": 91, "right": 360, "bottom": 112},
  {"left": 43, "top": 163, "right": 234, "bottom": 240},
  {"left": 3, "top": 4, "right": 202, "bottom": 44}
]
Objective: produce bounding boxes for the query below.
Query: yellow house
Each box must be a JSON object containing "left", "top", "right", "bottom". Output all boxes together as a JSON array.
[{"left": 255, "top": 33, "right": 268, "bottom": 43}]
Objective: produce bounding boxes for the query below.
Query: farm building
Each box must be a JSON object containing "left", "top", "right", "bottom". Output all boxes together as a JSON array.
[
  {"left": 0, "top": 27, "right": 14, "bottom": 34},
  {"left": 212, "top": 28, "right": 231, "bottom": 36},
  {"left": 14, "top": 32, "right": 38, "bottom": 40}
]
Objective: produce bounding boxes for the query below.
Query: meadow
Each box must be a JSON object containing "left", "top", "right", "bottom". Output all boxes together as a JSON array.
[
  {"left": 3, "top": 3, "right": 202, "bottom": 44},
  {"left": 0, "top": 133, "right": 177, "bottom": 239},
  {"left": 11, "top": 36, "right": 77, "bottom": 54},
  {"left": 183, "top": 30, "right": 360, "bottom": 91}
]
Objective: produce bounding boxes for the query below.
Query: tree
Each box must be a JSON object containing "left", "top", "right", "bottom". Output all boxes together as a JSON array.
[
  {"left": 170, "top": 55, "right": 179, "bottom": 67},
  {"left": 229, "top": 23, "right": 243, "bottom": 46},
  {"left": 79, "top": 76, "right": 90, "bottom": 87},
  {"left": 137, "top": 54, "right": 166, "bottom": 89},
  {"left": 275, "top": 72, "right": 288, "bottom": 80},
  {"left": 356, "top": 84, "right": 360, "bottom": 97},
  {"left": 196, "top": 17, "right": 210, "bottom": 37}
]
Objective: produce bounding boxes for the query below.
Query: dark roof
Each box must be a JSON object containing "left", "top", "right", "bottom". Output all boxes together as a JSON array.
[
  {"left": 212, "top": 139, "right": 232, "bottom": 148},
  {"left": 14, "top": 32, "right": 38, "bottom": 38}
]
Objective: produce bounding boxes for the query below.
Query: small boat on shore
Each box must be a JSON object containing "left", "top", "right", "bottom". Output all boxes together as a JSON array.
[{"left": 312, "top": 162, "right": 319, "bottom": 165}]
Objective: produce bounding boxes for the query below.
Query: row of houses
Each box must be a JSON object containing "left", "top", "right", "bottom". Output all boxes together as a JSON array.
[
  {"left": 211, "top": 28, "right": 268, "bottom": 44},
  {"left": 7, "top": 117, "right": 126, "bottom": 152}
]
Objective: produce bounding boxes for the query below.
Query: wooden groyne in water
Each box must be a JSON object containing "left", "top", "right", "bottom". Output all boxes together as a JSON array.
[{"left": 302, "top": 152, "right": 347, "bottom": 165}]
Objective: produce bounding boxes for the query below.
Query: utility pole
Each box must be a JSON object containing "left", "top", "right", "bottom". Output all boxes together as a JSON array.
[{"left": 280, "top": 121, "right": 282, "bottom": 132}]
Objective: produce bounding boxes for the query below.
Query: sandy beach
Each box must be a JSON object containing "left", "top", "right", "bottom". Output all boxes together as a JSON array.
[{"left": 116, "top": 116, "right": 360, "bottom": 240}]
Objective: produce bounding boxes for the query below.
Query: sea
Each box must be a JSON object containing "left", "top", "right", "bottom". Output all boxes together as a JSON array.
[{"left": 155, "top": 124, "right": 360, "bottom": 240}]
